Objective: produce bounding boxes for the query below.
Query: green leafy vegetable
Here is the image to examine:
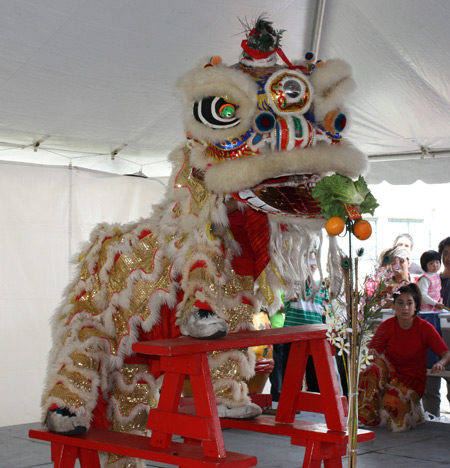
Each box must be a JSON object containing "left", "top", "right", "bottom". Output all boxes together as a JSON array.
[{"left": 311, "top": 174, "right": 379, "bottom": 220}]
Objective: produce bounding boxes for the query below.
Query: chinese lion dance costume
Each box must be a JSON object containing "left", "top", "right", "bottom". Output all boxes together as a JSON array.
[{"left": 41, "top": 18, "right": 368, "bottom": 467}]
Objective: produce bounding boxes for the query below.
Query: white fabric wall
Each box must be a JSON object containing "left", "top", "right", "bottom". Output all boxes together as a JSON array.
[{"left": 0, "top": 162, "right": 167, "bottom": 427}]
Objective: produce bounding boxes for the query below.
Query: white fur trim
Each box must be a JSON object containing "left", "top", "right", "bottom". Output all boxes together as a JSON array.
[
  {"left": 208, "top": 348, "right": 255, "bottom": 380},
  {"left": 44, "top": 409, "right": 90, "bottom": 433},
  {"left": 217, "top": 402, "right": 262, "bottom": 418},
  {"left": 213, "top": 379, "right": 251, "bottom": 407},
  {"left": 204, "top": 140, "right": 367, "bottom": 194}
]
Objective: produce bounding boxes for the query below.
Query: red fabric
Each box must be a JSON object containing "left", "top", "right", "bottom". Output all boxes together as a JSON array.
[
  {"left": 228, "top": 208, "right": 270, "bottom": 280},
  {"left": 126, "top": 289, "right": 183, "bottom": 378},
  {"left": 194, "top": 300, "right": 212, "bottom": 310},
  {"left": 369, "top": 316, "right": 448, "bottom": 395},
  {"left": 245, "top": 209, "right": 271, "bottom": 279},
  {"left": 228, "top": 209, "right": 257, "bottom": 278},
  {"left": 91, "top": 388, "right": 110, "bottom": 429},
  {"left": 241, "top": 39, "right": 273, "bottom": 59},
  {"left": 190, "top": 260, "right": 208, "bottom": 271}
]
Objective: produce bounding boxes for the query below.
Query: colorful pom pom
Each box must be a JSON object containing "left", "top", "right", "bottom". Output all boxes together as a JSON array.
[
  {"left": 323, "top": 110, "right": 347, "bottom": 133},
  {"left": 204, "top": 56, "right": 222, "bottom": 68}
]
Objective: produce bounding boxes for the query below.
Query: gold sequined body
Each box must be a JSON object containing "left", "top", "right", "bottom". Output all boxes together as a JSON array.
[{"left": 42, "top": 148, "right": 278, "bottom": 468}]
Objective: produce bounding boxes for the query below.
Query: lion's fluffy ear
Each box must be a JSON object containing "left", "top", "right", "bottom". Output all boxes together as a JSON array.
[{"left": 310, "top": 59, "right": 355, "bottom": 121}]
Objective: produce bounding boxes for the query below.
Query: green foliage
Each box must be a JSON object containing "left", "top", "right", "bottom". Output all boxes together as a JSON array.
[{"left": 311, "top": 174, "right": 379, "bottom": 220}]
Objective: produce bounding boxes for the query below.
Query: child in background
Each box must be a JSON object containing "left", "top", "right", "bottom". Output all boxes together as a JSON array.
[
  {"left": 417, "top": 250, "right": 445, "bottom": 312},
  {"left": 417, "top": 250, "right": 446, "bottom": 418}
]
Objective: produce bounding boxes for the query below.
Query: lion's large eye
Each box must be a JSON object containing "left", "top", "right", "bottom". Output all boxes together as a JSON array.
[
  {"left": 265, "top": 70, "right": 312, "bottom": 116},
  {"left": 283, "top": 79, "right": 303, "bottom": 99},
  {"left": 193, "top": 96, "right": 240, "bottom": 129}
]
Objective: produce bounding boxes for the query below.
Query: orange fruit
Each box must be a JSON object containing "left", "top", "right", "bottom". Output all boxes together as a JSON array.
[
  {"left": 352, "top": 219, "right": 372, "bottom": 240},
  {"left": 325, "top": 216, "right": 346, "bottom": 236}
]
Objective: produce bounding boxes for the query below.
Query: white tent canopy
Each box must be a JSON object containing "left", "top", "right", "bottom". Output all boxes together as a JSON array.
[
  {"left": 1, "top": 0, "right": 450, "bottom": 183},
  {"left": 1, "top": 1, "right": 450, "bottom": 428}
]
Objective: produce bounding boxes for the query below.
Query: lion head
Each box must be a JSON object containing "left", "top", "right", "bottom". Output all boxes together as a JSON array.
[{"left": 177, "top": 18, "right": 367, "bottom": 221}]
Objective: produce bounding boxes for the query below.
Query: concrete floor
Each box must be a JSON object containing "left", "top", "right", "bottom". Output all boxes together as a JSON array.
[{"left": 3, "top": 410, "right": 450, "bottom": 468}]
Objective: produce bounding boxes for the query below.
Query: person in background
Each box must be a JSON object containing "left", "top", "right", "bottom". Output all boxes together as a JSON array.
[
  {"left": 393, "top": 233, "right": 423, "bottom": 276},
  {"left": 439, "top": 237, "right": 450, "bottom": 306},
  {"left": 358, "top": 283, "right": 450, "bottom": 432},
  {"left": 417, "top": 250, "right": 444, "bottom": 312},
  {"left": 422, "top": 239, "right": 450, "bottom": 418},
  {"left": 282, "top": 252, "right": 329, "bottom": 393},
  {"left": 417, "top": 250, "right": 446, "bottom": 417},
  {"left": 377, "top": 246, "right": 411, "bottom": 309},
  {"left": 267, "top": 298, "right": 285, "bottom": 405}
]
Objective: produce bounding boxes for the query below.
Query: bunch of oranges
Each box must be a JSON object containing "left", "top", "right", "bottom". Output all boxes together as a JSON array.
[{"left": 325, "top": 216, "right": 372, "bottom": 240}]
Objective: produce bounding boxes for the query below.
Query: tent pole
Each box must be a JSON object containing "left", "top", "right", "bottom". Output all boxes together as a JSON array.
[
  {"left": 310, "top": 0, "right": 327, "bottom": 59},
  {"left": 368, "top": 148, "right": 450, "bottom": 162}
]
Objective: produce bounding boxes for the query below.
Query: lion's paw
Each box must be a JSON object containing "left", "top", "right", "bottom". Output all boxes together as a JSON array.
[
  {"left": 180, "top": 309, "right": 228, "bottom": 339},
  {"left": 217, "top": 403, "right": 262, "bottom": 419},
  {"left": 44, "top": 407, "right": 89, "bottom": 435}
]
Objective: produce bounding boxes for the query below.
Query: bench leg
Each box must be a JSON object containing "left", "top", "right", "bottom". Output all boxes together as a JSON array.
[
  {"left": 324, "top": 458, "right": 343, "bottom": 468},
  {"left": 53, "top": 444, "right": 78, "bottom": 468},
  {"left": 302, "top": 440, "right": 344, "bottom": 468},
  {"left": 149, "top": 371, "right": 185, "bottom": 448},
  {"left": 189, "top": 353, "right": 226, "bottom": 458},
  {"left": 302, "top": 440, "right": 321, "bottom": 468},
  {"left": 51, "top": 443, "right": 62, "bottom": 462},
  {"left": 310, "top": 339, "right": 346, "bottom": 431},
  {"left": 79, "top": 448, "right": 101, "bottom": 467},
  {"left": 277, "top": 341, "right": 308, "bottom": 423},
  {"left": 51, "top": 443, "right": 100, "bottom": 468}
]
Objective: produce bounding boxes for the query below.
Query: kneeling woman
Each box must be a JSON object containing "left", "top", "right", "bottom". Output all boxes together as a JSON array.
[{"left": 358, "top": 283, "right": 450, "bottom": 432}]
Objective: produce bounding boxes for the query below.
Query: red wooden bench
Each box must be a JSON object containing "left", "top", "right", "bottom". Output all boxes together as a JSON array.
[
  {"left": 29, "top": 428, "right": 255, "bottom": 467},
  {"left": 29, "top": 324, "right": 374, "bottom": 467}
]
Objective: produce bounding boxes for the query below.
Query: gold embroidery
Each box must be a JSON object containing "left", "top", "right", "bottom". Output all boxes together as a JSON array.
[
  {"left": 210, "top": 349, "right": 247, "bottom": 381},
  {"left": 48, "top": 383, "right": 85, "bottom": 408},
  {"left": 59, "top": 369, "right": 92, "bottom": 392},
  {"left": 258, "top": 270, "right": 274, "bottom": 305},
  {"left": 107, "top": 453, "right": 143, "bottom": 468},
  {"left": 223, "top": 271, "right": 254, "bottom": 299},
  {"left": 113, "top": 259, "right": 172, "bottom": 339},
  {"left": 77, "top": 327, "right": 117, "bottom": 355},
  {"left": 224, "top": 303, "right": 254, "bottom": 330},
  {"left": 69, "top": 352, "right": 98, "bottom": 370},
  {"left": 212, "top": 385, "right": 235, "bottom": 401},
  {"left": 68, "top": 297, "right": 102, "bottom": 318},
  {"left": 118, "top": 364, "right": 150, "bottom": 385},
  {"left": 107, "top": 232, "right": 159, "bottom": 296},
  {"left": 174, "top": 158, "right": 211, "bottom": 215},
  {"left": 112, "top": 383, "right": 156, "bottom": 418},
  {"left": 111, "top": 409, "right": 150, "bottom": 435}
]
